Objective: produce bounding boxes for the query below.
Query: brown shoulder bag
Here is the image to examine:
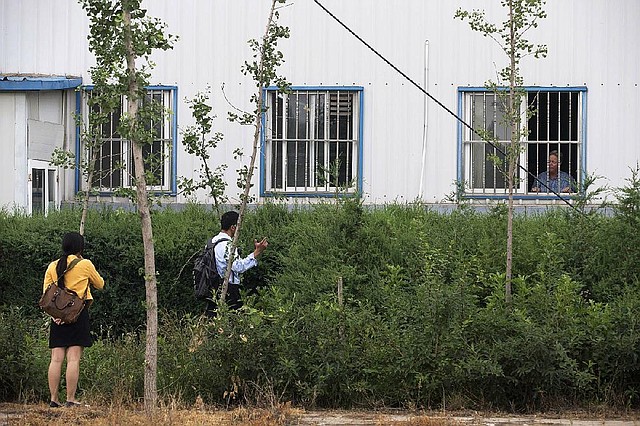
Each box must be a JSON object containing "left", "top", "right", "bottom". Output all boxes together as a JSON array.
[{"left": 39, "top": 258, "right": 88, "bottom": 324}]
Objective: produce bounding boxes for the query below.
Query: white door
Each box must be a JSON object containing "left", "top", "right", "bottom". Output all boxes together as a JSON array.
[{"left": 28, "top": 160, "right": 58, "bottom": 215}]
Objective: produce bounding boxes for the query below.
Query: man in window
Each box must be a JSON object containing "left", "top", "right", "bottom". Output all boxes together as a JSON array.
[{"left": 531, "top": 150, "right": 576, "bottom": 193}]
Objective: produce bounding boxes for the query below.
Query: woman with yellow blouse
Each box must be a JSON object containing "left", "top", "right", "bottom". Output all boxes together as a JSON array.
[{"left": 43, "top": 232, "right": 104, "bottom": 408}]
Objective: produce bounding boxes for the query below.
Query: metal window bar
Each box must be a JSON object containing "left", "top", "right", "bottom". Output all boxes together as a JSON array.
[
  {"left": 90, "top": 89, "right": 171, "bottom": 192},
  {"left": 465, "top": 92, "right": 528, "bottom": 194},
  {"left": 266, "top": 89, "right": 358, "bottom": 194},
  {"left": 526, "top": 90, "right": 581, "bottom": 193},
  {"left": 95, "top": 105, "right": 124, "bottom": 191},
  {"left": 490, "top": 94, "right": 499, "bottom": 192}
]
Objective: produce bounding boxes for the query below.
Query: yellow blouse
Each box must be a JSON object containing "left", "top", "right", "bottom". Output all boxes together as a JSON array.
[{"left": 43, "top": 255, "right": 105, "bottom": 300}]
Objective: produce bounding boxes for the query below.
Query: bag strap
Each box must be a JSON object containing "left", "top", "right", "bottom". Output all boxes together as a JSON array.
[
  {"left": 60, "top": 258, "right": 92, "bottom": 301},
  {"left": 56, "top": 258, "right": 87, "bottom": 296},
  {"left": 55, "top": 258, "right": 82, "bottom": 285},
  {"left": 208, "top": 236, "right": 231, "bottom": 247}
]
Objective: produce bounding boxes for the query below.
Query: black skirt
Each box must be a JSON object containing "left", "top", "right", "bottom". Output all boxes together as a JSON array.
[{"left": 49, "top": 306, "right": 93, "bottom": 348}]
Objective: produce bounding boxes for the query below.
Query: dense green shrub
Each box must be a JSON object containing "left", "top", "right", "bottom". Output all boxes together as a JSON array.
[
  {"left": 0, "top": 307, "right": 33, "bottom": 400},
  {"left": 2, "top": 190, "right": 640, "bottom": 411}
]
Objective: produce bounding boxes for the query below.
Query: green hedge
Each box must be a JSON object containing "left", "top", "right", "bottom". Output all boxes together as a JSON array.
[{"left": 1, "top": 199, "right": 640, "bottom": 410}]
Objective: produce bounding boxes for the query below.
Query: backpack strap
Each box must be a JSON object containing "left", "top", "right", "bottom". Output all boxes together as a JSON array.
[
  {"left": 207, "top": 236, "right": 231, "bottom": 248},
  {"left": 207, "top": 237, "right": 231, "bottom": 277}
]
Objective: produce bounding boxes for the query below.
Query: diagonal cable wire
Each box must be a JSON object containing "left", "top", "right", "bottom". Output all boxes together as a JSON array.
[{"left": 311, "top": 0, "right": 580, "bottom": 212}]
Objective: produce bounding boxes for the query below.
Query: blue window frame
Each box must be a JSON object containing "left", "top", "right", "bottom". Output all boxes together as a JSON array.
[
  {"left": 76, "top": 86, "right": 178, "bottom": 194},
  {"left": 457, "top": 87, "right": 587, "bottom": 198},
  {"left": 261, "top": 86, "right": 363, "bottom": 197}
]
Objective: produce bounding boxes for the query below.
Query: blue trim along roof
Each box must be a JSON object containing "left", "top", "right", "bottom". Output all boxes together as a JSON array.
[{"left": 0, "top": 75, "right": 82, "bottom": 91}]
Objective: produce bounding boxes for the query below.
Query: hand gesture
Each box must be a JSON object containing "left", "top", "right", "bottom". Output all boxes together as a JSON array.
[{"left": 253, "top": 237, "right": 268, "bottom": 257}]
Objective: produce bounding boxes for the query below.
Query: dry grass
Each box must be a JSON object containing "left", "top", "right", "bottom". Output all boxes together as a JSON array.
[
  {"left": 0, "top": 402, "right": 469, "bottom": 426},
  {"left": 388, "top": 418, "right": 463, "bottom": 426},
  {"left": 0, "top": 402, "right": 303, "bottom": 426},
  {"left": 17, "top": 403, "right": 640, "bottom": 425}
]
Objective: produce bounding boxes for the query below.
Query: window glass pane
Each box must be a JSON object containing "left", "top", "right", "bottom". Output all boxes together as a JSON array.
[
  {"left": 297, "top": 93, "right": 308, "bottom": 139},
  {"left": 286, "top": 140, "right": 309, "bottom": 187},
  {"left": 329, "top": 92, "right": 353, "bottom": 140},
  {"left": 271, "top": 92, "right": 283, "bottom": 139},
  {"left": 471, "top": 143, "right": 485, "bottom": 188},
  {"left": 485, "top": 95, "right": 495, "bottom": 137},
  {"left": 494, "top": 97, "right": 511, "bottom": 141},
  {"left": 95, "top": 140, "right": 123, "bottom": 188},
  {"left": 536, "top": 91, "right": 548, "bottom": 141},
  {"left": 314, "top": 140, "right": 325, "bottom": 187},
  {"left": 286, "top": 94, "right": 297, "bottom": 139},
  {"left": 527, "top": 92, "right": 539, "bottom": 141},
  {"left": 560, "top": 92, "right": 570, "bottom": 141},
  {"left": 142, "top": 140, "right": 164, "bottom": 186},
  {"left": 315, "top": 93, "right": 325, "bottom": 140},
  {"left": 571, "top": 92, "right": 579, "bottom": 141},
  {"left": 329, "top": 93, "right": 338, "bottom": 140},
  {"left": 48, "top": 169, "right": 56, "bottom": 212},
  {"left": 548, "top": 92, "right": 559, "bottom": 140},
  {"left": 32, "top": 168, "right": 44, "bottom": 214},
  {"left": 471, "top": 94, "right": 482, "bottom": 140},
  {"left": 47, "top": 170, "right": 55, "bottom": 202},
  {"left": 271, "top": 140, "right": 283, "bottom": 189}
]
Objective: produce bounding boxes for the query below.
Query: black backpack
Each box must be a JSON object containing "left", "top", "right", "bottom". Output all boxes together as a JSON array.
[{"left": 193, "top": 237, "right": 230, "bottom": 300}]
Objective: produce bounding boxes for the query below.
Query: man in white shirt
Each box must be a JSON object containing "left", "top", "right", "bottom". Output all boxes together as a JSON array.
[{"left": 206, "top": 210, "right": 268, "bottom": 315}]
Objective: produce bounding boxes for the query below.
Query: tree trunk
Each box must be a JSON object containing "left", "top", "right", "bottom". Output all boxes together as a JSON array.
[
  {"left": 505, "top": 0, "right": 516, "bottom": 305},
  {"left": 124, "top": 9, "right": 158, "bottom": 412},
  {"left": 79, "top": 148, "right": 98, "bottom": 236}
]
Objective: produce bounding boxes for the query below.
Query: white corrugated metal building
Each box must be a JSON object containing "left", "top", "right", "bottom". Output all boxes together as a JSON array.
[{"left": 1, "top": 0, "right": 639, "bottom": 214}]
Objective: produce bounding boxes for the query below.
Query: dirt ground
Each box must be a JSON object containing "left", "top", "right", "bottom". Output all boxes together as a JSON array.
[{"left": 2, "top": 403, "right": 640, "bottom": 425}]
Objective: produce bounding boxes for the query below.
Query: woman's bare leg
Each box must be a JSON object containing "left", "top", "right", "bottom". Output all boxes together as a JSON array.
[
  {"left": 48, "top": 347, "right": 66, "bottom": 404},
  {"left": 64, "top": 346, "right": 84, "bottom": 402}
]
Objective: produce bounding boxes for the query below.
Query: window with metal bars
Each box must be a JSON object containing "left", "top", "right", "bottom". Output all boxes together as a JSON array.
[
  {"left": 460, "top": 88, "right": 584, "bottom": 196},
  {"left": 84, "top": 87, "right": 175, "bottom": 192},
  {"left": 263, "top": 88, "right": 361, "bottom": 195}
]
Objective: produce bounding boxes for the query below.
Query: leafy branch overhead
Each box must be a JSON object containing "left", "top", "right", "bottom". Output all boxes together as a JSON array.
[
  {"left": 455, "top": 2, "right": 547, "bottom": 85},
  {"left": 179, "top": 90, "right": 228, "bottom": 212},
  {"left": 228, "top": 3, "right": 290, "bottom": 126}
]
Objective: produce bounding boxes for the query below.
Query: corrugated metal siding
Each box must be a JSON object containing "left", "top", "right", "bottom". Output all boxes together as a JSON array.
[{"left": 1, "top": 0, "right": 638, "bottom": 205}]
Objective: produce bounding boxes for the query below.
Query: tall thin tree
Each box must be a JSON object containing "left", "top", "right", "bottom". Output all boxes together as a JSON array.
[
  {"left": 219, "top": 0, "right": 290, "bottom": 303},
  {"left": 456, "top": 0, "right": 547, "bottom": 303},
  {"left": 79, "top": 0, "right": 175, "bottom": 410}
]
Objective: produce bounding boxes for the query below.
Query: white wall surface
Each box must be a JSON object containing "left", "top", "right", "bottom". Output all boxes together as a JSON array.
[
  {"left": 1, "top": 0, "right": 638, "bottom": 205},
  {"left": 0, "top": 95, "right": 17, "bottom": 208}
]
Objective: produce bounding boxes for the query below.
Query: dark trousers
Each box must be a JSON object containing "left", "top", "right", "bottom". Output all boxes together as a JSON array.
[{"left": 205, "top": 285, "right": 243, "bottom": 317}]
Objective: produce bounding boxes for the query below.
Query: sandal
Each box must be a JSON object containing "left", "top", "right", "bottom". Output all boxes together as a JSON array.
[{"left": 49, "top": 401, "right": 62, "bottom": 408}]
